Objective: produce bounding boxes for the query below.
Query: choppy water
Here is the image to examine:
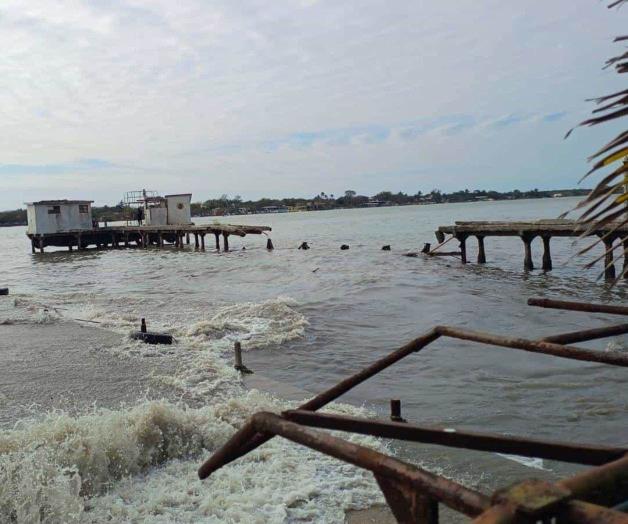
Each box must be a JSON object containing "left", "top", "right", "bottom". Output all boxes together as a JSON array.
[{"left": 0, "top": 198, "right": 626, "bottom": 523}]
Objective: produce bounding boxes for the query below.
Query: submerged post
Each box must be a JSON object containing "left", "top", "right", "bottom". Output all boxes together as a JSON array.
[
  {"left": 541, "top": 235, "right": 552, "bottom": 271},
  {"left": 521, "top": 233, "right": 534, "bottom": 271},
  {"left": 267, "top": 238, "right": 274, "bottom": 250},
  {"left": 476, "top": 235, "right": 486, "bottom": 264},
  {"left": 603, "top": 237, "right": 616, "bottom": 280},
  {"left": 390, "top": 399, "right": 406, "bottom": 423}
]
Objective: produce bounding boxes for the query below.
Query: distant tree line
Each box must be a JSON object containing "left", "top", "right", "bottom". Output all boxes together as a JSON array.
[{"left": 0, "top": 187, "right": 593, "bottom": 226}]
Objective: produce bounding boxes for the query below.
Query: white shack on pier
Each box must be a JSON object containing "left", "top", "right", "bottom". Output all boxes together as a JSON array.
[
  {"left": 165, "top": 194, "right": 192, "bottom": 225},
  {"left": 26, "top": 200, "right": 94, "bottom": 235}
]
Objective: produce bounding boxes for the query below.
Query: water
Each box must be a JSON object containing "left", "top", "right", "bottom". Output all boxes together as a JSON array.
[{"left": 0, "top": 197, "right": 626, "bottom": 522}]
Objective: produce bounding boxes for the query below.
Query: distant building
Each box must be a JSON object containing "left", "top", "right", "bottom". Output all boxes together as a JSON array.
[
  {"left": 26, "top": 200, "right": 94, "bottom": 235},
  {"left": 142, "top": 193, "right": 193, "bottom": 225}
]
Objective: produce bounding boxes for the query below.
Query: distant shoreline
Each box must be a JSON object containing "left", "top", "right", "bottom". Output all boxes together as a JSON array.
[{"left": 0, "top": 193, "right": 586, "bottom": 227}]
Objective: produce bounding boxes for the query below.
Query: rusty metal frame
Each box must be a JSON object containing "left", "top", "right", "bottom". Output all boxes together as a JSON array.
[{"left": 198, "top": 297, "right": 628, "bottom": 523}]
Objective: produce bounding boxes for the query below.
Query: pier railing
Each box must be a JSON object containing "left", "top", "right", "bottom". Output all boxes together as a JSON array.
[{"left": 198, "top": 297, "right": 628, "bottom": 523}]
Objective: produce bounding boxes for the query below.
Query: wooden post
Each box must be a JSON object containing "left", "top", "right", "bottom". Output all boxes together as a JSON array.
[
  {"left": 143, "top": 233, "right": 148, "bottom": 249},
  {"left": 186, "top": 233, "right": 190, "bottom": 245},
  {"left": 223, "top": 233, "right": 229, "bottom": 252},
  {"left": 39, "top": 236, "right": 44, "bottom": 253},
  {"left": 267, "top": 238, "right": 274, "bottom": 250},
  {"left": 541, "top": 235, "right": 552, "bottom": 271},
  {"left": 194, "top": 233, "right": 199, "bottom": 249},
  {"left": 476, "top": 235, "right": 486, "bottom": 264},
  {"left": 214, "top": 232, "right": 220, "bottom": 251},
  {"left": 77, "top": 233, "right": 83, "bottom": 251},
  {"left": 234, "top": 341, "right": 253, "bottom": 373},
  {"left": 200, "top": 234, "right": 205, "bottom": 250},
  {"left": 603, "top": 237, "right": 616, "bottom": 280},
  {"left": 521, "top": 233, "right": 534, "bottom": 271},
  {"left": 456, "top": 234, "right": 467, "bottom": 264},
  {"left": 124, "top": 232, "right": 129, "bottom": 248},
  {"left": 68, "top": 243, "right": 73, "bottom": 252},
  {"left": 31, "top": 238, "right": 36, "bottom": 254}
]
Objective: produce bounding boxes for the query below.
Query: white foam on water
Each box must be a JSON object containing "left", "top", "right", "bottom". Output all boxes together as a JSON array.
[
  {"left": 0, "top": 393, "right": 384, "bottom": 523},
  {"left": 496, "top": 453, "right": 548, "bottom": 471},
  {"left": 1, "top": 294, "right": 387, "bottom": 522}
]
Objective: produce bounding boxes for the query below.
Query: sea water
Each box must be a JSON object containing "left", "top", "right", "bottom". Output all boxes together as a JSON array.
[{"left": 0, "top": 198, "right": 626, "bottom": 522}]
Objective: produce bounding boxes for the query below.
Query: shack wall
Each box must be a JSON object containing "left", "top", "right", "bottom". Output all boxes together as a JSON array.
[
  {"left": 27, "top": 203, "right": 93, "bottom": 235},
  {"left": 166, "top": 195, "right": 192, "bottom": 225},
  {"left": 145, "top": 207, "right": 168, "bottom": 226}
]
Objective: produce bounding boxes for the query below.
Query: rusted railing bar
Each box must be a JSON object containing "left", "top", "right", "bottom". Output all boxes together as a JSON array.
[
  {"left": 198, "top": 328, "right": 441, "bottom": 479},
  {"left": 542, "top": 323, "right": 628, "bottom": 344},
  {"left": 282, "top": 410, "right": 627, "bottom": 466},
  {"left": 560, "top": 501, "right": 628, "bottom": 524},
  {"left": 558, "top": 453, "right": 628, "bottom": 508},
  {"left": 471, "top": 501, "right": 628, "bottom": 524},
  {"left": 436, "top": 326, "right": 628, "bottom": 367},
  {"left": 253, "top": 412, "right": 490, "bottom": 517},
  {"left": 528, "top": 297, "right": 628, "bottom": 316},
  {"left": 300, "top": 328, "right": 441, "bottom": 411},
  {"left": 197, "top": 418, "right": 260, "bottom": 480}
]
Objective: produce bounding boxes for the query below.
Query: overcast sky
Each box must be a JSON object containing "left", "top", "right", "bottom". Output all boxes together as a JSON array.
[{"left": 0, "top": 0, "right": 625, "bottom": 209}]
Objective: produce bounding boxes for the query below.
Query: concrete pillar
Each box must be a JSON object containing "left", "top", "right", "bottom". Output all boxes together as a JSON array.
[
  {"left": 603, "top": 237, "right": 616, "bottom": 280},
  {"left": 476, "top": 235, "right": 486, "bottom": 264},
  {"left": 522, "top": 233, "right": 534, "bottom": 271},
  {"left": 541, "top": 235, "right": 552, "bottom": 271},
  {"left": 456, "top": 234, "right": 468, "bottom": 264}
]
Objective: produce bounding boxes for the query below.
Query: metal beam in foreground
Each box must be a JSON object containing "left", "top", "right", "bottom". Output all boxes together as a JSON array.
[{"left": 282, "top": 410, "right": 627, "bottom": 466}]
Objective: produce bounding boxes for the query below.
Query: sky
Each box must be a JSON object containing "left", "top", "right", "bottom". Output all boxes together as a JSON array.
[{"left": 0, "top": 0, "right": 625, "bottom": 209}]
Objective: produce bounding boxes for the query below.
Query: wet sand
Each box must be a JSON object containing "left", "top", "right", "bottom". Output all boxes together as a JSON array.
[{"left": 0, "top": 298, "right": 175, "bottom": 427}]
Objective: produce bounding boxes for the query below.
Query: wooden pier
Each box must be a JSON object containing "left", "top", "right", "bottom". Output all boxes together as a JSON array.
[
  {"left": 435, "top": 219, "right": 628, "bottom": 279},
  {"left": 27, "top": 224, "right": 271, "bottom": 254}
]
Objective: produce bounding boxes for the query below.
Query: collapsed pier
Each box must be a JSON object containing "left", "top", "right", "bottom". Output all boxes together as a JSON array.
[
  {"left": 435, "top": 219, "right": 628, "bottom": 279},
  {"left": 27, "top": 224, "right": 271, "bottom": 253}
]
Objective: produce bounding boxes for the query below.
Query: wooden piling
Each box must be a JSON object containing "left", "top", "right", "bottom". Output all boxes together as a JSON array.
[
  {"left": 194, "top": 233, "right": 199, "bottom": 249},
  {"left": 31, "top": 239, "right": 36, "bottom": 254},
  {"left": 39, "top": 237, "right": 44, "bottom": 253},
  {"left": 542, "top": 235, "right": 552, "bottom": 271},
  {"left": 214, "top": 232, "right": 220, "bottom": 251},
  {"left": 223, "top": 233, "right": 229, "bottom": 252},
  {"left": 158, "top": 232, "right": 164, "bottom": 248},
  {"left": 234, "top": 341, "right": 253, "bottom": 373},
  {"left": 521, "top": 234, "right": 534, "bottom": 271},
  {"left": 186, "top": 233, "right": 191, "bottom": 245},
  {"left": 200, "top": 233, "right": 205, "bottom": 250},
  {"left": 476, "top": 235, "right": 486, "bottom": 264},
  {"left": 603, "top": 237, "right": 616, "bottom": 280}
]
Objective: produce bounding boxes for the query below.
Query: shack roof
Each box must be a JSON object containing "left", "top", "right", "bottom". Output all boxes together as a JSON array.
[
  {"left": 26, "top": 200, "right": 94, "bottom": 206},
  {"left": 165, "top": 193, "right": 192, "bottom": 198}
]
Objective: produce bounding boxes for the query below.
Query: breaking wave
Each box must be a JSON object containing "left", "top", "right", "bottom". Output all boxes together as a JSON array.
[{"left": 0, "top": 393, "right": 383, "bottom": 523}]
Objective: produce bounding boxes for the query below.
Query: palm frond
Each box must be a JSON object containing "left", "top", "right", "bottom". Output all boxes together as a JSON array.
[{"left": 567, "top": 1, "right": 628, "bottom": 283}]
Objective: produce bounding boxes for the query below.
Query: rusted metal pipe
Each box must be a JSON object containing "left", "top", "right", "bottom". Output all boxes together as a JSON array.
[
  {"left": 198, "top": 328, "right": 441, "bottom": 478},
  {"left": 542, "top": 323, "right": 628, "bottom": 344},
  {"left": 527, "top": 297, "right": 628, "bottom": 316},
  {"left": 435, "top": 325, "right": 628, "bottom": 367},
  {"left": 558, "top": 453, "right": 628, "bottom": 507},
  {"left": 282, "top": 410, "right": 627, "bottom": 466},
  {"left": 252, "top": 412, "right": 490, "bottom": 517}
]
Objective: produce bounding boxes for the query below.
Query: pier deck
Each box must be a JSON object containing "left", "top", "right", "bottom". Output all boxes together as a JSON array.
[
  {"left": 27, "top": 223, "right": 271, "bottom": 253},
  {"left": 435, "top": 219, "right": 628, "bottom": 278}
]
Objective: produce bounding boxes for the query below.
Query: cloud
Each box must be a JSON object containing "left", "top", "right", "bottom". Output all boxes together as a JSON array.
[
  {"left": 0, "top": 159, "right": 116, "bottom": 175},
  {"left": 0, "top": 0, "right": 624, "bottom": 209}
]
